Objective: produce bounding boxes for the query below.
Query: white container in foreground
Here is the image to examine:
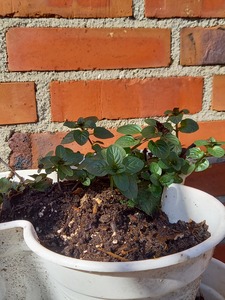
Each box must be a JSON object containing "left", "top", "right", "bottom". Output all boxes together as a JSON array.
[{"left": 0, "top": 170, "right": 225, "bottom": 300}]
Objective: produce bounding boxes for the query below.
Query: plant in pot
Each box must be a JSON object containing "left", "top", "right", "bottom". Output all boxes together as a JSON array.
[{"left": 0, "top": 107, "right": 225, "bottom": 300}]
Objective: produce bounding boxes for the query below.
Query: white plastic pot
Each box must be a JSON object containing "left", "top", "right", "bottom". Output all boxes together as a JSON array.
[
  {"left": 200, "top": 258, "right": 225, "bottom": 300},
  {"left": 0, "top": 170, "right": 225, "bottom": 300}
]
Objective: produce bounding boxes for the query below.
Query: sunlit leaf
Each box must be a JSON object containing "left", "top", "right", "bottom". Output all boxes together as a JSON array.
[
  {"left": 195, "top": 159, "right": 209, "bottom": 172},
  {"left": 117, "top": 124, "right": 142, "bottom": 135},
  {"left": 115, "top": 136, "right": 140, "bottom": 148},
  {"left": 179, "top": 118, "right": 199, "bottom": 133},
  {"left": 207, "top": 146, "right": 225, "bottom": 158},
  {"left": 149, "top": 162, "right": 162, "bottom": 176}
]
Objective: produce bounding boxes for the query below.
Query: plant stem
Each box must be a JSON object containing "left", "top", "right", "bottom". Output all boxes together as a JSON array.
[
  {"left": 88, "top": 137, "right": 93, "bottom": 146},
  {"left": 175, "top": 124, "right": 179, "bottom": 138},
  {"left": 0, "top": 157, "right": 24, "bottom": 182},
  {"left": 56, "top": 171, "right": 62, "bottom": 191},
  {"left": 110, "top": 176, "right": 114, "bottom": 190}
]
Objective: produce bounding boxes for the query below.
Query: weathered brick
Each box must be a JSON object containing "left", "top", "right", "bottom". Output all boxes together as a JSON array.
[
  {"left": 6, "top": 27, "right": 171, "bottom": 71},
  {"left": 212, "top": 75, "right": 225, "bottom": 111},
  {"left": 8, "top": 133, "right": 32, "bottom": 169},
  {"left": 145, "top": 0, "right": 225, "bottom": 18},
  {"left": 50, "top": 77, "right": 203, "bottom": 121},
  {"left": 214, "top": 244, "right": 225, "bottom": 263},
  {"left": 0, "top": 0, "right": 132, "bottom": 18},
  {"left": 0, "top": 82, "right": 37, "bottom": 125},
  {"left": 180, "top": 27, "right": 225, "bottom": 66},
  {"left": 186, "top": 162, "right": 225, "bottom": 197}
]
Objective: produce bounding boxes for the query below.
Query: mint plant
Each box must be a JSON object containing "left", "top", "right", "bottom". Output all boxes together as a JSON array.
[
  {"left": 37, "top": 108, "right": 225, "bottom": 215},
  {"left": 1, "top": 108, "right": 224, "bottom": 216}
]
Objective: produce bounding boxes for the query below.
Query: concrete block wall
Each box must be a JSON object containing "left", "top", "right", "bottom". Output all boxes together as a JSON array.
[{"left": 0, "top": 0, "right": 225, "bottom": 262}]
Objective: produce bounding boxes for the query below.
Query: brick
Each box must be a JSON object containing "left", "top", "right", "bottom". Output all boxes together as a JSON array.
[
  {"left": 0, "top": 0, "right": 132, "bottom": 18},
  {"left": 50, "top": 77, "right": 203, "bottom": 121},
  {"left": 186, "top": 162, "right": 225, "bottom": 197},
  {"left": 180, "top": 27, "right": 225, "bottom": 66},
  {"left": 180, "top": 120, "right": 225, "bottom": 148},
  {"left": 212, "top": 75, "right": 225, "bottom": 111},
  {"left": 8, "top": 133, "right": 32, "bottom": 170},
  {"left": 214, "top": 244, "right": 225, "bottom": 263},
  {"left": 145, "top": 0, "right": 225, "bottom": 18},
  {"left": 0, "top": 82, "right": 37, "bottom": 125},
  {"left": 6, "top": 27, "right": 171, "bottom": 71}
]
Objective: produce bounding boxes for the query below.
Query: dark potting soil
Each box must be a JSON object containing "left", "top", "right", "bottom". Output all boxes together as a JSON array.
[{"left": 0, "top": 179, "right": 210, "bottom": 262}]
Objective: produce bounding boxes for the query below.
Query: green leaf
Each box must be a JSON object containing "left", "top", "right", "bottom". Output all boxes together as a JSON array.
[
  {"left": 195, "top": 159, "right": 210, "bottom": 172},
  {"left": 158, "top": 159, "right": 170, "bottom": 170},
  {"left": 83, "top": 116, "right": 98, "bottom": 128},
  {"left": 181, "top": 109, "right": 190, "bottom": 114},
  {"left": 163, "top": 122, "right": 174, "bottom": 132},
  {"left": 56, "top": 146, "right": 83, "bottom": 165},
  {"left": 162, "top": 134, "right": 180, "bottom": 146},
  {"left": 136, "top": 188, "right": 161, "bottom": 215},
  {"left": 181, "top": 162, "right": 196, "bottom": 175},
  {"left": 150, "top": 174, "right": 160, "bottom": 186},
  {"left": 117, "top": 124, "right": 142, "bottom": 135},
  {"left": 144, "top": 119, "right": 157, "bottom": 126},
  {"left": 173, "top": 175, "right": 184, "bottom": 184},
  {"left": 85, "top": 160, "right": 109, "bottom": 176},
  {"left": 61, "top": 132, "right": 76, "bottom": 144},
  {"left": 113, "top": 174, "right": 138, "bottom": 199},
  {"left": 159, "top": 173, "right": 175, "bottom": 187},
  {"left": 32, "top": 179, "right": 52, "bottom": 192},
  {"left": 164, "top": 110, "right": 173, "bottom": 115},
  {"left": 0, "top": 178, "right": 13, "bottom": 194},
  {"left": 148, "top": 140, "right": 170, "bottom": 159},
  {"left": 112, "top": 173, "right": 129, "bottom": 191},
  {"left": 63, "top": 121, "right": 78, "bottom": 129},
  {"left": 94, "top": 127, "right": 114, "bottom": 139},
  {"left": 82, "top": 177, "right": 91, "bottom": 186},
  {"left": 207, "top": 145, "right": 225, "bottom": 157},
  {"left": 149, "top": 184, "right": 163, "bottom": 198},
  {"left": 92, "top": 144, "right": 103, "bottom": 153},
  {"left": 77, "top": 117, "right": 85, "bottom": 126},
  {"left": 115, "top": 136, "right": 140, "bottom": 148},
  {"left": 162, "top": 152, "right": 185, "bottom": 171},
  {"left": 93, "top": 127, "right": 114, "bottom": 139},
  {"left": 73, "top": 130, "right": 89, "bottom": 145},
  {"left": 179, "top": 118, "right": 199, "bottom": 133},
  {"left": 141, "top": 126, "right": 159, "bottom": 138},
  {"left": 187, "top": 147, "right": 204, "bottom": 160},
  {"left": 56, "top": 145, "right": 66, "bottom": 158},
  {"left": 123, "top": 156, "right": 144, "bottom": 174},
  {"left": 162, "top": 134, "right": 182, "bottom": 154},
  {"left": 168, "top": 113, "right": 183, "bottom": 124},
  {"left": 194, "top": 140, "right": 209, "bottom": 147},
  {"left": 39, "top": 156, "right": 59, "bottom": 169},
  {"left": 106, "top": 145, "right": 126, "bottom": 168},
  {"left": 58, "top": 165, "right": 73, "bottom": 179},
  {"left": 149, "top": 162, "right": 162, "bottom": 176},
  {"left": 141, "top": 171, "right": 151, "bottom": 180}
]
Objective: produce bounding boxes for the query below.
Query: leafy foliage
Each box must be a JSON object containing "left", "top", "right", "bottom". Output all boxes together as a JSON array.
[{"left": 1, "top": 108, "right": 224, "bottom": 216}]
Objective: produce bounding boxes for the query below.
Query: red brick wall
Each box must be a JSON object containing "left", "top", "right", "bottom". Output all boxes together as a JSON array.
[
  {"left": 0, "top": 0, "right": 225, "bottom": 194},
  {"left": 0, "top": 0, "right": 225, "bottom": 262}
]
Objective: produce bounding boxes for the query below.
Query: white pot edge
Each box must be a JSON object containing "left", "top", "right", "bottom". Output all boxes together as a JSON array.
[{"left": 200, "top": 258, "right": 225, "bottom": 299}]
